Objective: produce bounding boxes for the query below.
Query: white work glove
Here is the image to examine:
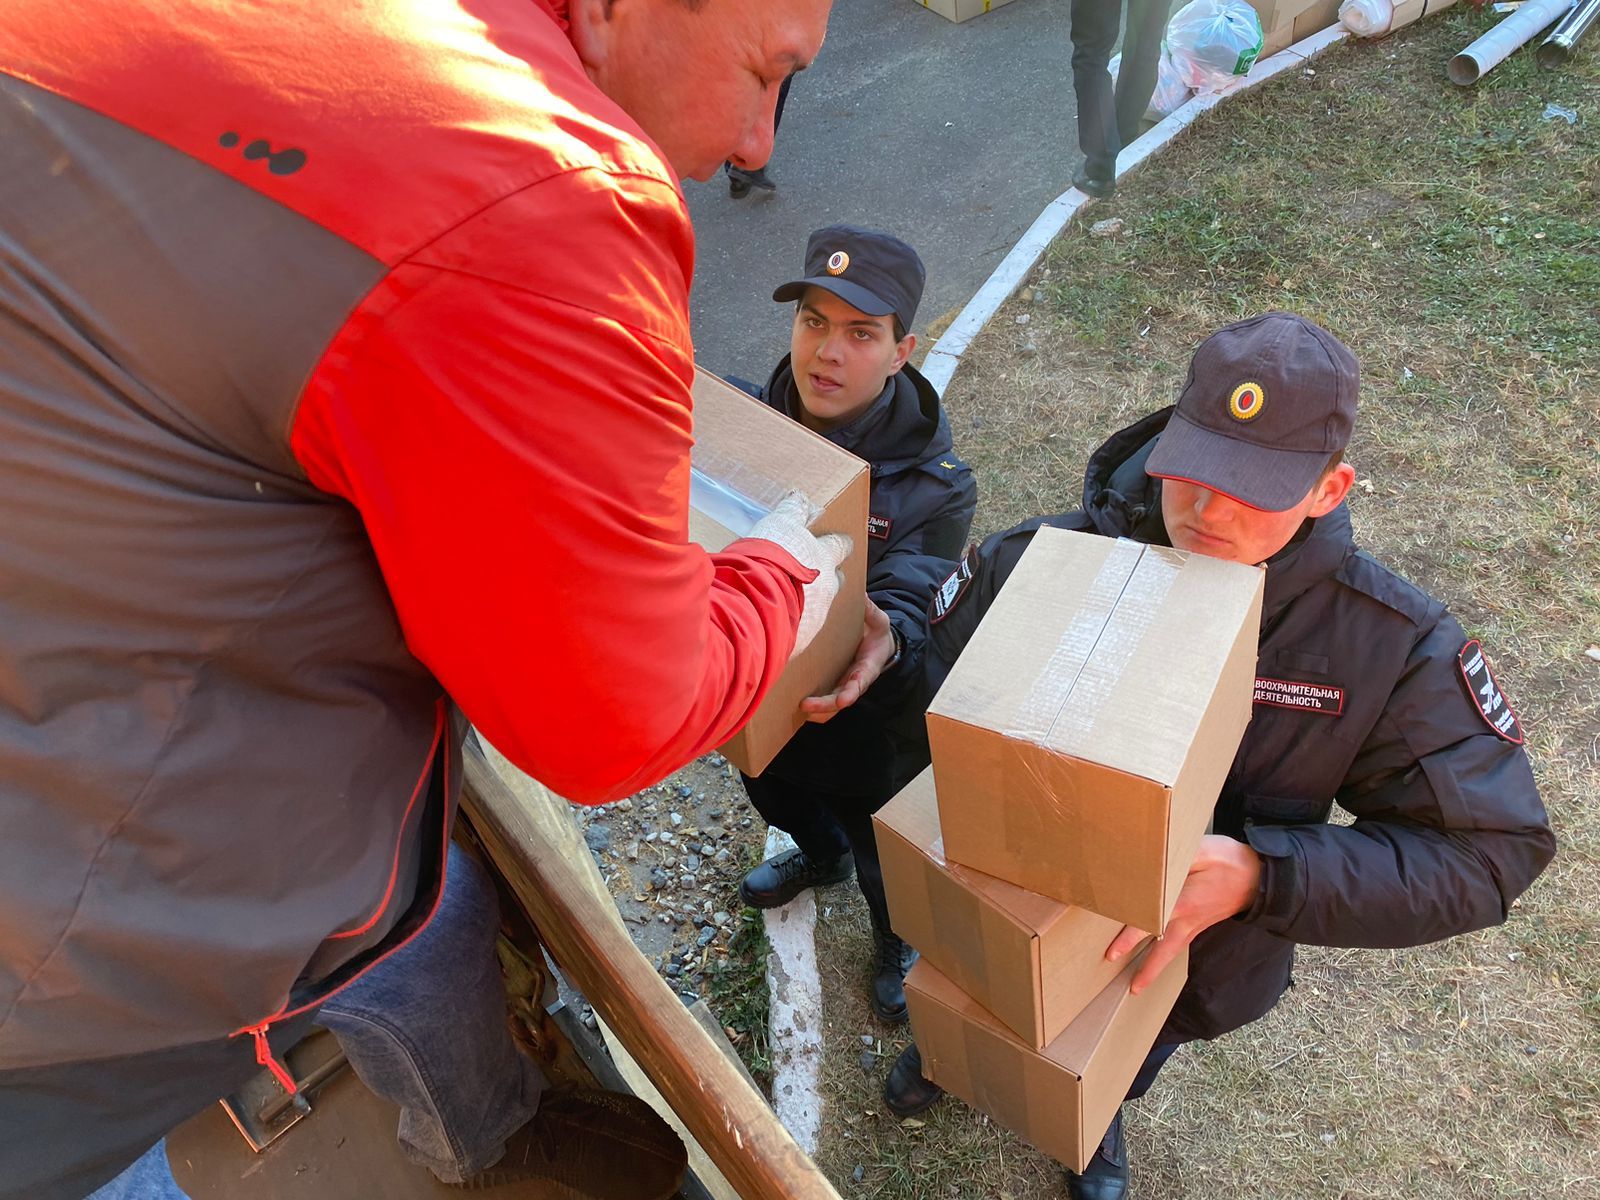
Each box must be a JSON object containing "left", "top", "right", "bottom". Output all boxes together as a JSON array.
[{"left": 747, "top": 491, "right": 853, "bottom": 660}]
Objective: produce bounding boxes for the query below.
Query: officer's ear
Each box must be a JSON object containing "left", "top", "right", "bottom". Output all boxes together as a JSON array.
[
  {"left": 890, "top": 331, "right": 916, "bottom": 375},
  {"left": 1307, "top": 461, "right": 1356, "bottom": 518}
]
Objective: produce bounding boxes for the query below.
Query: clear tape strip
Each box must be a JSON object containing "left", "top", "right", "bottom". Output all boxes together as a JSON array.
[
  {"left": 1007, "top": 540, "right": 1144, "bottom": 743},
  {"left": 688, "top": 465, "right": 770, "bottom": 539}
]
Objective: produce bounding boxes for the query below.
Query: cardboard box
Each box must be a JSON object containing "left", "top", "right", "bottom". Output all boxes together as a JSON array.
[
  {"left": 1247, "top": 0, "right": 1338, "bottom": 52},
  {"left": 925, "top": 528, "right": 1262, "bottom": 931},
  {"left": 688, "top": 368, "right": 869, "bottom": 776},
  {"left": 875, "top": 768, "right": 1129, "bottom": 1049},
  {"left": 913, "top": 0, "right": 1019, "bottom": 25},
  {"left": 906, "top": 949, "right": 1188, "bottom": 1174}
]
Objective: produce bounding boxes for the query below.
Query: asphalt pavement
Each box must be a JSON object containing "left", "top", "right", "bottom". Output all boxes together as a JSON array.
[{"left": 682, "top": 0, "right": 1085, "bottom": 380}]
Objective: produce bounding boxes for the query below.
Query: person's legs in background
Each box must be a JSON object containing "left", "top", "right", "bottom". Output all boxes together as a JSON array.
[
  {"left": 1069, "top": 0, "right": 1124, "bottom": 197},
  {"left": 1113, "top": 0, "right": 1171, "bottom": 149},
  {"left": 737, "top": 770, "right": 855, "bottom": 908}
]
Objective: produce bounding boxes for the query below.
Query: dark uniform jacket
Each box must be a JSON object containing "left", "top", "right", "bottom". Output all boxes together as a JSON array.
[
  {"left": 759, "top": 357, "right": 976, "bottom": 796},
  {"left": 898, "top": 408, "right": 1555, "bottom": 1043}
]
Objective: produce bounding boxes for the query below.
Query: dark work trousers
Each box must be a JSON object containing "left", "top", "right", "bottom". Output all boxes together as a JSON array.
[
  {"left": 740, "top": 770, "right": 893, "bottom": 935},
  {"left": 1070, "top": 0, "right": 1171, "bottom": 181},
  {"left": 1125, "top": 1040, "right": 1182, "bottom": 1103}
]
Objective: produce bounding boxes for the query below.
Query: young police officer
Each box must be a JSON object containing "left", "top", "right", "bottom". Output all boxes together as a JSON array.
[
  {"left": 736, "top": 226, "right": 977, "bottom": 1022},
  {"left": 877, "top": 313, "right": 1555, "bottom": 1198}
]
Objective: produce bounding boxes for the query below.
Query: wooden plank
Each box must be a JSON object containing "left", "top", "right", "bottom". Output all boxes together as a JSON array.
[{"left": 460, "top": 740, "right": 843, "bottom": 1200}]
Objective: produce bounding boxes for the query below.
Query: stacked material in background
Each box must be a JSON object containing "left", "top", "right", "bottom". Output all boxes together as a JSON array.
[{"left": 878, "top": 527, "right": 1263, "bottom": 1172}]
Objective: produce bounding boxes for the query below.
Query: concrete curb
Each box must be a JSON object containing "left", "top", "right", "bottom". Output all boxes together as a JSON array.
[
  {"left": 759, "top": 828, "right": 825, "bottom": 1155},
  {"left": 920, "top": 23, "right": 1352, "bottom": 395}
]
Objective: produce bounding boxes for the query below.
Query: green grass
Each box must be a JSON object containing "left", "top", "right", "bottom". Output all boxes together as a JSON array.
[{"left": 797, "top": 8, "right": 1600, "bottom": 1198}]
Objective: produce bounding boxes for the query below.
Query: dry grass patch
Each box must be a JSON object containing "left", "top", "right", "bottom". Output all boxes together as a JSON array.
[{"left": 801, "top": 8, "right": 1598, "bottom": 1198}]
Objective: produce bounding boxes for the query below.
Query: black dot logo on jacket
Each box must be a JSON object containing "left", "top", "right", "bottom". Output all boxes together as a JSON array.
[{"left": 219, "top": 131, "right": 307, "bottom": 176}]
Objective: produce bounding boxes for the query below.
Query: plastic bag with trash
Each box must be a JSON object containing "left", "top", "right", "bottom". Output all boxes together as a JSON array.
[
  {"left": 1165, "top": 0, "right": 1266, "bottom": 92},
  {"left": 1108, "top": 46, "right": 1195, "bottom": 123},
  {"left": 1339, "top": 0, "right": 1394, "bottom": 38}
]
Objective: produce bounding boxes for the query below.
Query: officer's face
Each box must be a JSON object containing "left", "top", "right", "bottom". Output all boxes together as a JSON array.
[
  {"left": 571, "top": 0, "right": 831, "bottom": 181},
  {"left": 790, "top": 289, "right": 914, "bottom": 432},
  {"left": 1162, "top": 464, "right": 1355, "bottom": 565}
]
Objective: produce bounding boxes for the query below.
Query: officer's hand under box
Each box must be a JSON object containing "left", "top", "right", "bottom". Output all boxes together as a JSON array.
[
  {"left": 925, "top": 526, "right": 1263, "bottom": 933},
  {"left": 688, "top": 367, "right": 869, "bottom": 775}
]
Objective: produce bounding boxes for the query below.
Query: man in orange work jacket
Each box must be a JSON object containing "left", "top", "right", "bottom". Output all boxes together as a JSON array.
[{"left": 0, "top": 1, "right": 865, "bottom": 1197}]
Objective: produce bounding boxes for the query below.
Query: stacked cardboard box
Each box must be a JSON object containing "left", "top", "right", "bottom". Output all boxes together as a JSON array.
[
  {"left": 876, "top": 527, "right": 1262, "bottom": 1171},
  {"left": 687, "top": 367, "right": 869, "bottom": 776}
]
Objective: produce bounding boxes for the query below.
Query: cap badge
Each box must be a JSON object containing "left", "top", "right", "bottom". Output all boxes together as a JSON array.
[
  {"left": 1228, "top": 381, "right": 1265, "bottom": 422},
  {"left": 825, "top": 251, "right": 849, "bottom": 276}
]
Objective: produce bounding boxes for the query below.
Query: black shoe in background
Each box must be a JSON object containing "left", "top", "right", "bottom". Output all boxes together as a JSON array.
[
  {"left": 726, "top": 163, "right": 777, "bottom": 199},
  {"left": 1071, "top": 160, "right": 1116, "bottom": 199},
  {"left": 870, "top": 928, "right": 918, "bottom": 1024},
  {"left": 1065, "top": 1107, "right": 1128, "bottom": 1200},
  {"left": 737, "top": 847, "right": 853, "bottom": 910},
  {"left": 882, "top": 1042, "right": 944, "bottom": 1119}
]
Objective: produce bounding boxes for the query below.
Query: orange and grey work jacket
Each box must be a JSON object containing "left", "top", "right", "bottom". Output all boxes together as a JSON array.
[{"left": 0, "top": 4, "right": 812, "bottom": 1196}]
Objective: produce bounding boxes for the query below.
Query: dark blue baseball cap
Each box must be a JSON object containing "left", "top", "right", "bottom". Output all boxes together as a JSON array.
[{"left": 773, "top": 224, "right": 925, "bottom": 333}]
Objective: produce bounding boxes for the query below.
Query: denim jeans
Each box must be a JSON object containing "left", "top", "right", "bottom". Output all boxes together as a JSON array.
[{"left": 87, "top": 844, "right": 543, "bottom": 1197}]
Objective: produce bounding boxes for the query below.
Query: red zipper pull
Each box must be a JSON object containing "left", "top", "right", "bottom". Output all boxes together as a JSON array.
[{"left": 247, "top": 1023, "right": 299, "bottom": 1095}]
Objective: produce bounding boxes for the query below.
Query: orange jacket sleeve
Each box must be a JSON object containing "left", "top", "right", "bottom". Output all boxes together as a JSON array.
[{"left": 291, "top": 166, "right": 812, "bottom": 803}]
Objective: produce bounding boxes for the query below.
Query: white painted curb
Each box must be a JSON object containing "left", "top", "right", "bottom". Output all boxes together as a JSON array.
[
  {"left": 759, "top": 827, "right": 824, "bottom": 1155},
  {"left": 920, "top": 24, "right": 1353, "bottom": 396}
]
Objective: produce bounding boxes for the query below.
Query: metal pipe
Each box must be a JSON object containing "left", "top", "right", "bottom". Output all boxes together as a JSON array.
[
  {"left": 1537, "top": 0, "right": 1600, "bottom": 67},
  {"left": 1448, "top": 0, "right": 1573, "bottom": 85}
]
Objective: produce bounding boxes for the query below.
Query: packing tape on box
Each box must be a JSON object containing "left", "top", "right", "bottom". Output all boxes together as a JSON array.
[
  {"left": 1043, "top": 546, "right": 1182, "bottom": 749},
  {"left": 688, "top": 465, "right": 770, "bottom": 538},
  {"left": 1007, "top": 544, "right": 1143, "bottom": 744},
  {"left": 938, "top": 870, "right": 993, "bottom": 999}
]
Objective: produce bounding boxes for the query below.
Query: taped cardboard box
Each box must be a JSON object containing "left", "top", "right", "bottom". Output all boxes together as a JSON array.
[
  {"left": 914, "top": 0, "right": 1019, "bottom": 25},
  {"left": 688, "top": 368, "right": 869, "bottom": 776},
  {"left": 906, "top": 948, "right": 1188, "bottom": 1175},
  {"left": 925, "top": 527, "right": 1262, "bottom": 932},
  {"left": 875, "top": 768, "right": 1127, "bottom": 1049}
]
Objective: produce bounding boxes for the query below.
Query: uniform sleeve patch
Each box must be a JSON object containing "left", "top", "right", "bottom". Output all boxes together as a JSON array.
[
  {"left": 930, "top": 546, "right": 977, "bottom": 625},
  {"left": 867, "top": 514, "right": 892, "bottom": 540},
  {"left": 1458, "top": 640, "right": 1524, "bottom": 744},
  {"left": 1253, "top": 677, "right": 1345, "bottom": 716}
]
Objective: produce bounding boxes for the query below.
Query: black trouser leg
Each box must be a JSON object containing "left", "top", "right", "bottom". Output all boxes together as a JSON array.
[
  {"left": 739, "top": 771, "right": 850, "bottom": 864},
  {"left": 1124, "top": 1040, "right": 1183, "bottom": 1102},
  {"left": 828, "top": 795, "right": 894, "bottom": 935},
  {"left": 1070, "top": 0, "right": 1123, "bottom": 182},
  {"left": 1114, "top": 0, "right": 1170, "bottom": 145}
]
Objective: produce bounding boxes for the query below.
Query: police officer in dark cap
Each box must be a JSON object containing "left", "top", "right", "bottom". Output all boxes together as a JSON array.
[
  {"left": 733, "top": 225, "right": 977, "bottom": 1023},
  {"left": 863, "top": 313, "right": 1554, "bottom": 1198}
]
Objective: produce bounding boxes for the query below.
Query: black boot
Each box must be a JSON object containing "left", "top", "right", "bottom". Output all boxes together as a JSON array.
[
  {"left": 1071, "top": 159, "right": 1116, "bottom": 200},
  {"left": 726, "top": 164, "right": 776, "bottom": 199},
  {"left": 1065, "top": 1108, "right": 1128, "bottom": 1200},
  {"left": 883, "top": 1042, "right": 944, "bottom": 1118},
  {"left": 737, "top": 847, "right": 852, "bottom": 910},
  {"left": 870, "top": 927, "right": 918, "bottom": 1024}
]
